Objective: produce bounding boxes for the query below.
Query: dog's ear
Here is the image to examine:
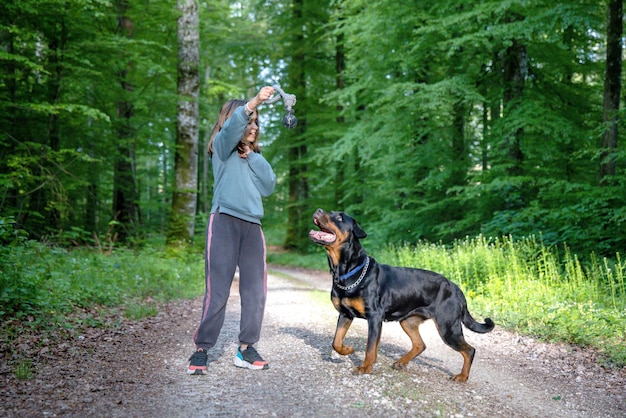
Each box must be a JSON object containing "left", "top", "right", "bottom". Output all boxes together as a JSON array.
[
  {"left": 352, "top": 220, "right": 367, "bottom": 239},
  {"left": 342, "top": 212, "right": 367, "bottom": 239}
]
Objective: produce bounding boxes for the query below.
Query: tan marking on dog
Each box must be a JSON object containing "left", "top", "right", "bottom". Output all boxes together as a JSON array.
[
  {"left": 453, "top": 347, "right": 473, "bottom": 383},
  {"left": 342, "top": 297, "right": 366, "bottom": 316},
  {"left": 327, "top": 247, "right": 341, "bottom": 268},
  {"left": 393, "top": 316, "right": 426, "bottom": 369},
  {"left": 325, "top": 228, "right": 350, "bottom": 267},
  {"left": 332, "top": 315, "right": 354, "bottom": 356},
  {"left": 318, "top": 214, "right": 350, "bottom": 267}
]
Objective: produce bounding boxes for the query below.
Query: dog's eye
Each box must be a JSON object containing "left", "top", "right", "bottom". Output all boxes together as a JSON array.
[{"left": 336, "top": 214, "right": 343, "bottom": 221}]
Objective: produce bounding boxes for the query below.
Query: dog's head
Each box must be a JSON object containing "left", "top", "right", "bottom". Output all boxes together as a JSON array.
[{"left": 309, "top": 208, "right": 367, "bottom": 267}]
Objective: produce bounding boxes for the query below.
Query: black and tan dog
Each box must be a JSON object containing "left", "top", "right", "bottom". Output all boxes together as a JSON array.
[{"left": 309, "top": 209, "right": 494, "bottom": 382}]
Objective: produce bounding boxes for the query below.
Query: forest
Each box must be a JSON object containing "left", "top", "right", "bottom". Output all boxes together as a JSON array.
[{"left": 1, "top": 0, "right": 625, "bottom": 257}]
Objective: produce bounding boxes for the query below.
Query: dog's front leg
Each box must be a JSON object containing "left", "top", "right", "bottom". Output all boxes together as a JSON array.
[
  {"left": 355, "top": 315, "right": 383, "bottom": 374},
  {"left": 332, "top": 313, "right": 354, "bottom": 355}
]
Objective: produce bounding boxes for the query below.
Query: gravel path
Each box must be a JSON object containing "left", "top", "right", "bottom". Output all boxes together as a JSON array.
[{"left": 1, "top": 266, "right": 625, "bottom": 417}]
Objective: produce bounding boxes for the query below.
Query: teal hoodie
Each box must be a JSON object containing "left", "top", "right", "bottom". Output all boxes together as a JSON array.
[{"left": 210, "top": 106, "right": 276, "bottom": 224}]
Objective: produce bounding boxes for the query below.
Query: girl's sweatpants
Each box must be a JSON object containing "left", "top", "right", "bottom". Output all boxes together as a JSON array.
[{"left": 193, "top": 210, "right": 268, "bottom": 350}]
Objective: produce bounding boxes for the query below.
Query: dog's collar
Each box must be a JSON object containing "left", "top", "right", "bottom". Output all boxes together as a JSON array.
[
  {"left": 338, "top": 257, "right": 368, "bottom": 280},
  {"left": 335, "top": 257, "right": 370, "bottom": 291}
]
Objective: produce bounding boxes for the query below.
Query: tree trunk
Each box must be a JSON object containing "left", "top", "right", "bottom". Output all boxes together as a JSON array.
[
  {"left": 284, "top": 0, "right": 308, "bottom": 250},
  {"left": 599, "top": 0, "right": 623, "bottom": 185},
  {"left": 334, "top": 22, "right": 346, "bottom": 206},
  {"left": 451, "top": 100, "right": 467, "bottom": 185},
  {"left": 112, "top": 99, "right": 139, "bottom": 243},
  {"left": 167, "top": 0, "right": 200, "bottom": 244},
  {"left": 85, "top": 179, "right": 97, "bottom": 235},
  {"left": 502, "top": 32, "right": 527, "bottom": 176},
  {"left": 484, "top": 50, "right": 502, "bottom": 172},
  {"left": 28, "top": 20, "right": 67, "bottom": 235},
  {"left": 112, "top": 1, "right": 139, "bottom": 243}
]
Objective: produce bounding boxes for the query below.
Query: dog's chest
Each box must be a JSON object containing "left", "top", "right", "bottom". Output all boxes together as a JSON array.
[{"left": 332, "top": 295, "right": 368, "bottom": 318}]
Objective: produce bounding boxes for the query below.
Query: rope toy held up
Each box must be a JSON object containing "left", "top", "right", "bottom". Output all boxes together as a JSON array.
[{"left": 264, "top": 85, "right": 298, "bottom": 129}]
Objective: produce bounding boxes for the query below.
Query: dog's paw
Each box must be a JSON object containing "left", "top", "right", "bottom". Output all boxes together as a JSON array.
[
  {"left": 392, "top": 361, "right": 407, "bottom": 371},
  {"left": 354, "top": 364, "right": 373, "bottom": 374},
  {"left": 452, "top": 373, "right": 469, "bottom": 383},
  {"left": 334, "top": 345, "right": 354, "bottom": 356}
]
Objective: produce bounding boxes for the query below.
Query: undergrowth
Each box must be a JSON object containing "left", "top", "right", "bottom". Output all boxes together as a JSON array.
[
  {"left": 267, "top": 249, "right": 328, "bottom": 271},
  {"left": 0, "top": 241, "right": 204, "bottom": 328},
  {"left": 378, "top": 235, "right": 626, "bottom": 367},
  {"left": 0, "top": 234, "right": 205, "bottom": 379}
]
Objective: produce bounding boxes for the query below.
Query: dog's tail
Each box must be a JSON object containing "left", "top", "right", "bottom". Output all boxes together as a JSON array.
[{"left": 462, "top": 307, "right": 495, "bottom": 333}]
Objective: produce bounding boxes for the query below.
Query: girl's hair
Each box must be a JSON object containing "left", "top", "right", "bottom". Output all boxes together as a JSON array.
[{"left": 207, "top": 99, "right": 261, "bottom": 155}]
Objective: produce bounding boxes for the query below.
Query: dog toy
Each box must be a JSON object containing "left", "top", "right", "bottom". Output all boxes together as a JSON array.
[{"left": 264, "top": 85, "right": 297, "bottom": 129}]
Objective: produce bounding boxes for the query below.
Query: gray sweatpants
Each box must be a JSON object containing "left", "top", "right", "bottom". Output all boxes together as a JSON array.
[{"left": 193, "top": 211, "right": 268, "bottom": 350}]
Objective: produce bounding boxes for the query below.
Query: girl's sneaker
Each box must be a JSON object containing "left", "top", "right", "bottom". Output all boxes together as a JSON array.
[
  {"left": 234, "top": 345, "right": 269, "bottom": 370},
  {"left": 187, "top": 348, "right": 208, "bottom": 375}
]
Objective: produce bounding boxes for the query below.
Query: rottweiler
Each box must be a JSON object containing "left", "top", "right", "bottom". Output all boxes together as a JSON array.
[{"left": 309, "top": 209, "right": 495, "bottom": 382}]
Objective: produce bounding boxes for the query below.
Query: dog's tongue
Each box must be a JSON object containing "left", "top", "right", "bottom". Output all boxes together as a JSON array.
[{"left": 309, "top": 229, "right": 336, "bottom": 243}]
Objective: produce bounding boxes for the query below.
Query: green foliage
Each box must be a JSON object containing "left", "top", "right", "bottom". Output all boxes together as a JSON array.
[
  {"left": 377, "top": 235, "right": 626, "bottom": 366},
  {"left": 1, "top": 0, "right": 625, "bottom": 278},
  {"left": 0, "top": 216, "right": 29, "bottom": 245},
  {"left": 267, "top": 248, "right": 328, "bottom": 271},
  {"left": 0, "top": 240, "right": 204, "bottom": 323},
  {"left": 315, "top": 0, "right": 624, "bottom": 258},
  {"left": 0, "top": 0, "right": 180, "bottom": 243},
  {"left": 470, "top": 178, "right": 626, "bottom": 257},
  {"left": 124, "top": 303, "right": 159, "bottom": 321},
  {"left": 13, "top": 359, "right": 34, "bottom": 380}
]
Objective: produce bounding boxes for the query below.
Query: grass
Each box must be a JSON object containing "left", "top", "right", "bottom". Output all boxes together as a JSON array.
[
  {"left": 377, "top": 235, "right": 626, "bottom": 367},
  {"left": 0, "top": 240, "right": 206, "bottom": 380},
  {"left": 124, "top": 303, "right": 159, "bottom": 320},
  {"left": 13, "top": 359, "right": 34, "bottom": 380},
  {"left": 267, "top": 248, "right": 328, "bottom": 271},
  {"left": 0, "top": 241, "right": 205, "bottom": 327}
]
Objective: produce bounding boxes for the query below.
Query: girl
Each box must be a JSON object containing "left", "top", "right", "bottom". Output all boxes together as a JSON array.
[{"left": 188, "top": 86, "right": 277, "bottom": 374}]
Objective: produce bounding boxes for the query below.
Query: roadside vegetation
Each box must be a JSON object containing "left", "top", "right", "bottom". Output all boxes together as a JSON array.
[
  {"left": 0, "top": 219, "right": 203, "bottom": 363},
  {"left": 0, "top": 243, "right": 204, "bottom": 325}
]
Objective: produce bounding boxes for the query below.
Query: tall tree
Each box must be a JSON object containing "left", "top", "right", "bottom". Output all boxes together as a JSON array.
[
  {"left": 283, "top": 0, "right": 309, "bottom": 250},
  {"left": 501, "top": 13, "right": 527, "bottom": 177},
  {"left": 112, "top": 0, "right": 140, "bottom": 243},
  {"left": 599, "top": 0, "right": 623, "bottom": 185},
  {"left": 334, "top": 20, "right": 346, "bottom": 207},
  {"left": 24, "top": 4, "right": 69, "bottom": 234},
  {"left": 167, "top": 0, "right": 200, "bottom": 244}
]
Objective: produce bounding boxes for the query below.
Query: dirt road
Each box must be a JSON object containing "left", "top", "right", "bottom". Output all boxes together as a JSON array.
[{"left": 1, "top": 267, "right": 624, "bottom": 417}]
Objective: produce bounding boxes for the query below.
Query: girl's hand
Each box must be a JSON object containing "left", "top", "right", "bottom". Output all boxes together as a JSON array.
[
  {"left": 238, "top": 142, "right": 252, "bottom": 158},
  {"left": 248, "top": 86, "right": 275, "bottom": 110}
]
